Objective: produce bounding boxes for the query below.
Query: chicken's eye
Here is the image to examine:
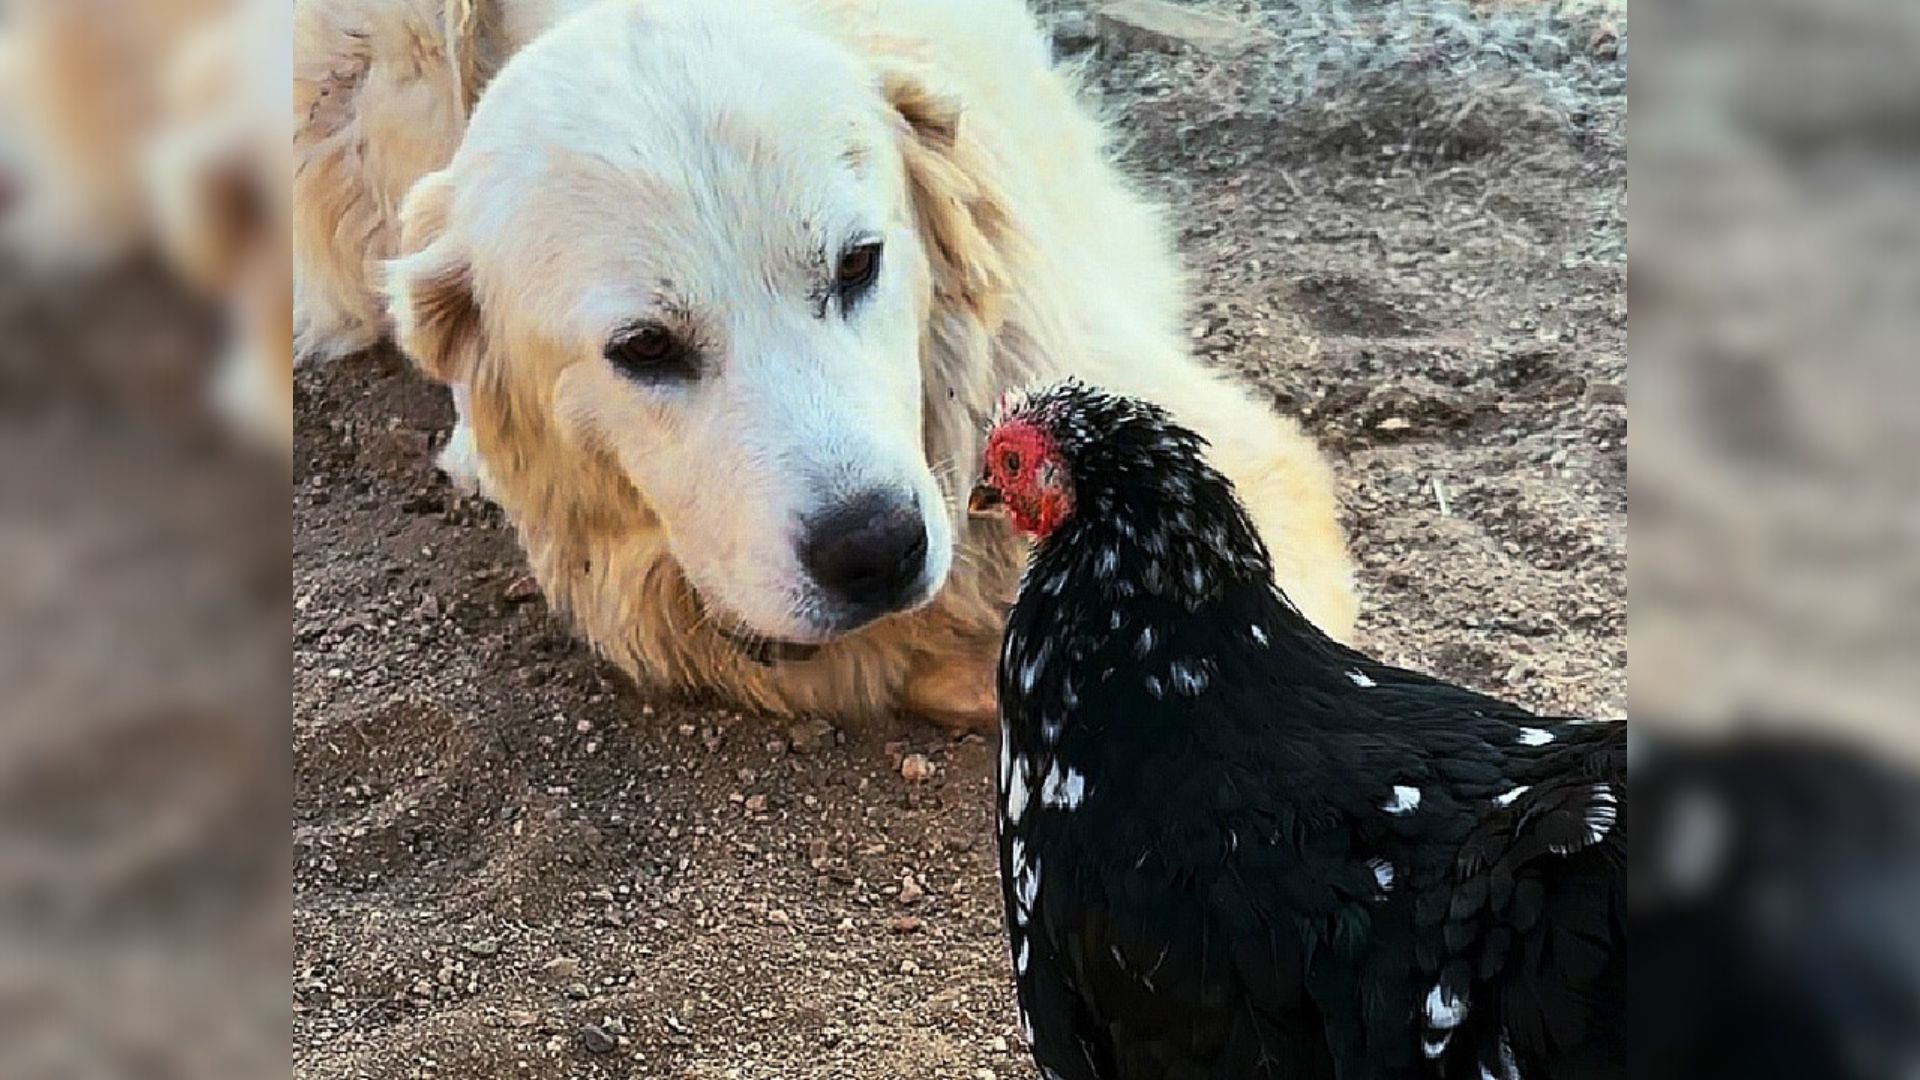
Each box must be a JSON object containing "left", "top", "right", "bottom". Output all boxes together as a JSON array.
[{"left": 1001, "top": 450, "right": 1021, "bottom": 477}]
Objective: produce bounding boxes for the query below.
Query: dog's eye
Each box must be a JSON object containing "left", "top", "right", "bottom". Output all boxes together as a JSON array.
[
  {"left": 835, "top": 241, "right": 882, "bottom": 301},
  {"left": 605, "top": 324, "right": 695, "bottom": 381}
]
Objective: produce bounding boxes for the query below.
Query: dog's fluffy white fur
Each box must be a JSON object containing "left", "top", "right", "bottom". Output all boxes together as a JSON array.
[{"left": 296, "top": 0, "right": 1358, "bottom": 726}]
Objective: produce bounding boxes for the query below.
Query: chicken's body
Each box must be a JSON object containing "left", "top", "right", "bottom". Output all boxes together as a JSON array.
[{"left": 982, "top": 383, "right": 1626, "bottom": 1080}]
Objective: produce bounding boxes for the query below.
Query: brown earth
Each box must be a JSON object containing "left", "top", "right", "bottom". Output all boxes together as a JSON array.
[{"left": 293, "top": 3, "right": 1626, "bottom": 1077}]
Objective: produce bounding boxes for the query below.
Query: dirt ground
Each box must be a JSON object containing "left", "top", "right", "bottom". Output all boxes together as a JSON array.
[{"left": 293, "top": 3, "right": 1626, "bottom": 1077}]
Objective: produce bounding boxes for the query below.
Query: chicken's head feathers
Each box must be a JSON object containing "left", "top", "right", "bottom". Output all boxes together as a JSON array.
[{"left": 975, "top": 380, "right": 1218, "bottom": 541}]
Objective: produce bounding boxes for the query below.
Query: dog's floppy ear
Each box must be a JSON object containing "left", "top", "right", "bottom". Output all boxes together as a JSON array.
[
  {"left": 883, "top": 69, "right": 1010, "bottom": 325},
  {"left": 385, "top": 169, "right": 483, "bottom": 385}
]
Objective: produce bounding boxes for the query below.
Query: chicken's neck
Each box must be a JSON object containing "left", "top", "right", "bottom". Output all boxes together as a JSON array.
[
  {"left": 1000, "top": 484, "right": 1339, "bottom": 784},
  {"left": 1029, "top": 456, "right": 1279, "bottom": 615},
  {"left": 1004, "top": 463, "right": 1340, "bottom": 726}
]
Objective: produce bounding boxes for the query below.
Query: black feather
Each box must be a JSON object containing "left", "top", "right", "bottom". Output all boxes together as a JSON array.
[{"left": 990, "top": 382, "right": 1626, "bottom": 1080}]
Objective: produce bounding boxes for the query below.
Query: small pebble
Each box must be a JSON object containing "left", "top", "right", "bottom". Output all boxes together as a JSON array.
[
  {"left": 897, "top": 874, "right": 925, "bottom": 906},
  {"left": 900, "top": 754, "right": 934, "bottom": 783},
  {"left": 580, "top": 1023, "right": 617, "bottom": 1055},
  {"left": 1052, "top": 10, "right": 1095, "bottom": 51},
  {"left": 787, "top": 719, "right": 835, "bottom": 755}
]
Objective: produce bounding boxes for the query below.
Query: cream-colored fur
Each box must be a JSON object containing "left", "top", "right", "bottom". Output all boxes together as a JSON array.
[
  {"left": 302, "top": 0, "right": 1358, "bottom": 727},
  {"left": 292, "top": 0, "right": 582, "bottom": 361}
]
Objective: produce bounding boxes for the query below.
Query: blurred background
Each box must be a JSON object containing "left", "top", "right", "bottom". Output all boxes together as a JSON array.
[
  {"left": 1631, "top": 0, "right": 1920, "bottom": 1075},
  {"left": 0, "top": 0, "right": 286, "bottom": 1077},
  {"left": 0, "top": 0, "right": 1914, "bottom": 1076}
]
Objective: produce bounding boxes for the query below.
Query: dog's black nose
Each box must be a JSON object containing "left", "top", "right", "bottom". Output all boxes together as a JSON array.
[{"left": 802, "top": 490, "right": 929, "bottom": 612}]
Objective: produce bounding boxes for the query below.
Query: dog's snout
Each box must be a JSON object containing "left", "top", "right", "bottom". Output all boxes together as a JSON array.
[{"left": 801, "top": 490, "right": 929, "bottom": 612}]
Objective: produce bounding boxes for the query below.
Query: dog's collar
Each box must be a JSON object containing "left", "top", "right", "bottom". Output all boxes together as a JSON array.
[
  {"left": 715, "top": 624, "right": 822, "bottom": 666},
  {"left": 689, "top": 590, "right": 823, "bottom": 666}
]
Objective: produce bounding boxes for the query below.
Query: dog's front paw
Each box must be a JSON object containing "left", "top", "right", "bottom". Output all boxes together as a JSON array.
[
  {"left": 905, "top": 651, "right": 999, "bottom": 732},
  {"left": 436, "top": 420, "right": 495, "bottom": 500}
]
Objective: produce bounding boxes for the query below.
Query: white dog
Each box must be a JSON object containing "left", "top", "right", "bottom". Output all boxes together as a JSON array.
[{"left": 297, "top": 0, "right": 1358, "bottom": 727}]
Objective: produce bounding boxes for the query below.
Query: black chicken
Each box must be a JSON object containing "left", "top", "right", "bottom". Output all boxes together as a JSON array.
[{"left": 968, "top": 381, "right": 1626, "bottom": 1080}]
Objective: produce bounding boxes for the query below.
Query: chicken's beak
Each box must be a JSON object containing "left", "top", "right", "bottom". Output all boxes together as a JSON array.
[{"left": 968, "top": 483, "right": 1005, "bottom": 518}]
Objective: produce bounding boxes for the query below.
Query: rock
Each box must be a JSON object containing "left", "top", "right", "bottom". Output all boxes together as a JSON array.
[
  {"left": 580, "top": 1023, "right": 618, "bottom": 1055},
  {"left": 899, "top": 753, "right": 934, "bottom": 783},
  {"left": 462, "top": 938, "right": 500, "bottom": 958},
  {"left": 503, "top": 575, "right": 542, "bottom": 603},
  {"left": 1589, "top": 21, "right": 1621, "bottom": 61},
  {"left": 786, "top": 718, "right": 835, "bottom": 755},
  {"left": 1584, "top": 380, "right": 1627, "bottom": 406},
  {"left": 883, "top": 740, "right": 910, "bottom": 769},
  {"left": 540, "top": 956, "right": 581, "bottom": 984},
  {"left": 744, "top": 793, "right": 768, "bottom": 814},
  {"left": 897, "top": 873, "right": 925, "bottom": 906},
  {"left": 888, "top": 915, "right": 924, "bottom": 934},
  {"left": 1051, "top": 10, "right": 1096, "bottom": 52},
  {"left": 1094, "top": 0, "right": 1266, "bottom": 57}
]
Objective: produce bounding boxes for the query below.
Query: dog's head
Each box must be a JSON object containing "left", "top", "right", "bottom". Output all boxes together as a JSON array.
[{"left": 388, "top": 0, "right": 1007, "bottom": 647}]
